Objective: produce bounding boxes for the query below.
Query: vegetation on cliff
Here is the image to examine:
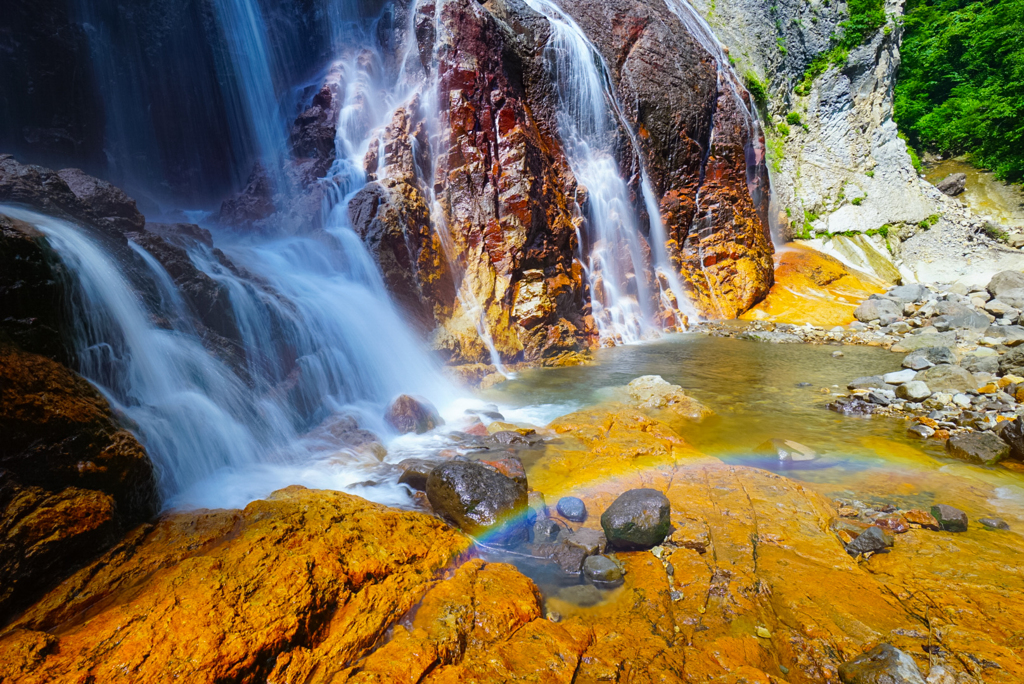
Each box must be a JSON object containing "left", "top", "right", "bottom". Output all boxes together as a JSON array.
[
  {"left": 894, "top": 0, "right": 1024, "bottom": 183},
  {"left": 794, "top": 0, "right": 888, "bottom": 95}
]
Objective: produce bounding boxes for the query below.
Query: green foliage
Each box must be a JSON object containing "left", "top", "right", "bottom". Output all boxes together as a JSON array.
[
  {"left": 865, "top": 170, "right": 875, "bottom": 177},
  {"left": 786, "top": 111, "right": 802, "bottom": 125},
  {"left": 984, "top": 223, "right": 1010, "bottom": 241},
  {"left": 894, "top": 0, "right": 1024, "bottom": 184},
  {"left": 795, "top": 0, "right": 887, "bottom": 95},
  {"left": 898, "top": 132, "right": 924, "bottom": 174},
  {"left": 777, "top": 122, "right": 791, "bottom": 137},
  {"left": 919, "top": 213, "right": 940, "bottom": 229},
  {"left": 744, "top": 72, "right": 769, "bottom": 107},
  {"left": 777, "top": 36, "right": 789, "bottom": 55},
  {"left": 851, "top": 196, "right": 865, "bottom": 205},
  {"left": 767, "top": 136, "right": 786, "bottom": 173}
]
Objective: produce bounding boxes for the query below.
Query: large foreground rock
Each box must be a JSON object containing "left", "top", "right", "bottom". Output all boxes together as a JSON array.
[
  {"left": 945, "top": 432, "right": 1010, "bottom": 465},
  {"left": 425, "top": 461, "right": 528, "bottom": 543},
  {"left": 3, "top": 408, "right": 1023, "bottom": 682},
  {"left": 600, "top": 488, "right": 671, "bottom": 550},
  {"left": 0, "top": 344, "right": 157, "bottom": 623}
]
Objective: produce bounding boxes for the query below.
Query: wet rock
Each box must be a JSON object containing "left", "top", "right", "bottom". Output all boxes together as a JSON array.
[
  {"left": 601, "top": 489, "right": 671, "bottom": 550},
  {"left": 874, "top": 516, "right": 910, "bottom": 534},
  {"left": 986, "top": 270, "right": 1024, "bottom": 298},
  {"left": 829, "top": 396, "right": 877, "bottom": 415},
  {"left": 854, "top": 298, "right": 902, "bottom": 323},
  {"left": 903, "top": 509, "right": 941, "bottom": 530},
  {"left": 565, "top": 528, "right": 607, "bottom": 556},
  {"left": 582, "top": 555, "right": 622, "bottom": 583},
  {"left": 907, "top": 424, "right": 935, "bottom": 439},
  {"left": 556, "top": 583, "right": 604, "bottom": 607},
  {"left": 397, "top": 458, "right": 440, "bottom": 492},
  {"left": 998, "top": 416, "right": 1024, "bottom": 460},
  {"left": 896, "top": 381, "right": 932, "bottom": 402},
  {"left": 838, "top": 643, "right": 926, "bottom": 684},
  {"left": 425, "top": 461, "right": 528, "bottom": 543},
  {"left": 384, "top": 395, "right": 444, "bottom": 434},
  {"left": 945, "top": 432, "right": 1010, "bottom": 465},
  {"left": 556, "top": 496, "right": 587, "bottom": 522},
  {"left": 56, "top": 167, "right": 145, "bottom": 234},
  {"left": 979, "top": 517, "right": 1010, "bottom": 530},
  {"left": 756, "top": 438, "right": 817, "bottom": 462},
  {"left": 845, "top": 526, "right": 894, "bottom": 557},
  {"left": 528, "top": 491, "right": 548, "bottom": 520},
  {"left": 532, "top": 519, "right": 561, "bottom": 543},
  {"left": 626, "top": 375, "right": 714, "bottom": 421},
  {"left": 914, "top": 365, "right": 977, "bottom": 393},
  {"left": 935, "top": 172, "right": 966, "bottom": 196},
  {"left": 931, "top": 504, "right": 968, "bottom": 532},
  {"left": 488, "top": 430, "right": 531, "bottom": 446}
]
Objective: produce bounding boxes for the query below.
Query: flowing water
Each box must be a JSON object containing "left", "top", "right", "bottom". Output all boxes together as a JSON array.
[{"left": 483, "top": 335, "right": 1024, "bottom": 534}]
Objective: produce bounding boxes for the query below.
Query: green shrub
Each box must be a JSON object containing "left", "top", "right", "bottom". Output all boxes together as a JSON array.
[
  {"left": 786, "top": 111, "right": 802, "bottom": 125},
  {"left": 865, "top": 170, "right": 875, "bottom": 177},
  {"left": 919, "top": 214, "right": 940, "bottom": 229},
  {"left": 744, "top": 72, "right": 769, "bottom": 107},
  {"left": 898, "top": 131, "right": 924, "bottom": 174},
  {"left": 795, "top": 0, "right": 886, "bottom": 95},
  {"left": 851, "top": 196, "right": 865, "bottom": 205},
  {"left": 777, "top": 122, "right": 791, "bottom": 137},
  {"left": 894, "top": 0, "right": 1024, "bottom": 184}
]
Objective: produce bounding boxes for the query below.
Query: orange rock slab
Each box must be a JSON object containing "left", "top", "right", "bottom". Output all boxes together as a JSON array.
[{"left": 741, "top": 243, "right": 886, "bottom": 327}]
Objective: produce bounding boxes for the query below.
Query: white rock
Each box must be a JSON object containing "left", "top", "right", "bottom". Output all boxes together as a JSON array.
[{"left": 883, "top": 369, "right": 918, "bottom": 385}]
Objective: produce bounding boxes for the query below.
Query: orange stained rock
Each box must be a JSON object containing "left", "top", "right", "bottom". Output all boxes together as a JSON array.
[
  {"left": 0, "top": 487, "right": 471, "bottom": 684},
  {"left": 741, "top": 243, "right": 886, "bottom": 327}
]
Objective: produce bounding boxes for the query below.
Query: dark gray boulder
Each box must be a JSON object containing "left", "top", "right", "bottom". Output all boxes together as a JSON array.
[
  {"left": 838, "top": 644, "right": 926, "bottom": 684},
  {"left": 935, "top": 172, "right": 966, "bottom": 196},
  {"left": 600, "top": 489, "right": 671, "bottom": 550},
  {"left": 397, "top": 458, "right": 441, "bottom": 491},
  {"left": 931, "top": 504, "right": 968, "bottom": 532},
  {"left": 532, "top": 519, "right": 561, "bottom": 543},
  {"left": 425, "top": 461, "right": 527, "bottom": 543},
  {"left": 845, "top": 526, "right": 894, "bottom": 557},
  {"left": 998, "top": 416, "right": 1024, "bottom": 460},
  {"left": 945, "top": 432, "right": 1010, "bottom": 465}
]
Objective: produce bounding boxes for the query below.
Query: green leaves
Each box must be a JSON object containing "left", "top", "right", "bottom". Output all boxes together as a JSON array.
[{"left": 894, "top": 0, "right": 1024, "bottom": 183}]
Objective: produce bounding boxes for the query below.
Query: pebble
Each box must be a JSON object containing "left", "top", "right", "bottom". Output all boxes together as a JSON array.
[
  {"left": 845, "top": 526, "right": 894, "bottom": 556},
  {"left": 556, "top": 496, "right": 587, "bottom": 522},
  {"left": 582, "top": 554, "right": 623, "bottom": 583},
  {"left": 979, "top": 517, "right": 1010, "bottom": 530}
]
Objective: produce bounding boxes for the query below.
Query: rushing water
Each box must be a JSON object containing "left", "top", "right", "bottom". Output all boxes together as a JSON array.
[{"left": 0, "top": 203, "right": 456, "bottom": 509}]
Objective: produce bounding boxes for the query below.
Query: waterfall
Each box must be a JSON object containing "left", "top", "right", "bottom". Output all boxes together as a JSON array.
[{"left": 0, "top": 200, "right": 453, "bottom": 510}]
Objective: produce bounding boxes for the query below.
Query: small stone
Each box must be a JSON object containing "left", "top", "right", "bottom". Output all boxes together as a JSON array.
[
  {"left": 601, "top": 489, "right": 671, "bottom": 550},
  {"left": 756, "top": 438, "right": 817, "bottom": 462},
  {"left": 556, "top": 496, "right": 587, "bottom": 522},
  {"left": 838, "top": 644, "right": 926, "bottom": 684},
  {"left": 874, "top": 516, "right": 910, "bottom": 534},
  {"left": 565, "top": 528, "right": 606, "bottom": 556},
  {"left": 952, "top": 393, "right": 972, "bottom": 408},
  {"left": 896, "top": 381, "right": 931, "bottom": 402},
  {"left": 755, "top": 626, "right": 771, "bottom": 639},
  {"left": 903, "top": 509, "right": 941, "bottom": 530},
  {"left": 845, "top": 526, "right": 894, "bottom": 556},
  {"left": 556, "top": 584, "right": 604, "bottom": 607},
  {"left": 945, "top": 431, "right": 1010, "bottom": 465},
  {"left": 847, "top": 376, "right": 892, "bottom": 391},
  {"left": 582, "top": 554, "right": 623, "bottom": 583},
  {"left": 838, "top": 507, "right": 860, "bottom": 518},
  {"left": 832, "top": 350, "right": 845, "bottom": 358},
  {"left": 930, "top": 504, "right": 968, "bottom": 532},
  {"left": 979, "top": 517, "right": 1010, "bottom": 530},
  {"left": 907, "top": 424, "right": 935, "bottom": 439},
  {"left": 533, "top": 519, "right": 561, "bottom": 543}
]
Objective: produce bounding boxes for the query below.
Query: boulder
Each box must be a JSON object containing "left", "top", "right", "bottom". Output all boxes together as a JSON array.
[
  {"left": 626, "top": 375, "right": 714, "bottom": 421},
  {"left": 913, "top": 365, "right": 977, "bottom": 393},
  {"left": 556, "top": 496, "right": 587, "bottom": 522},
  {"left": 931, "top": 504, "right": 968, "bottom": 532},
  {"left": 847, "top": 376, "right": 893, "bottom": 391},
  {"left": 935, "top": 172, "right": 966, "bottom": 196},
  {"left": 882, "top": 369, "right": 917, "bottom": 385},
  {"left": 985, "top": 324, "right": 1024, "bottom": 346},
  {"left": 903, "top": 509, "right": 941, "bottom": 530},
  {"left": 532, "top": 519, "right": 560, "bottom": 543},
  {"left": 998, "top": 416, "right": 1024, "bottom": 460},
  {"left": 931, "top": 309, "right": 992, "bottom": 331},
  {"left": 902, "top": 346, "right": 956, "bottom": 369},
  {"left": 56, "top": 167, "right": 146, "bottom": 234},
  {"left": 994, "top": 287, "right": 1024, "bottom": 309},
  {"left": 987, "top": 271, "right": 1024, "bottom": 297},
  {"left": 397, "top": 458, "right": 440, "bottom": 492},
  {"left": 896, "top": 381, "right": 931, "bottom": 402},
  {"left": 853, "top": 298, "right": 902, "bottom": 322},
  {"left": 601, "top": 488, "right": 671, "bottom": 550},
  {"left": 845, "top": 526, "right": 894, "bottom": 557},
  {"left": 384, "top": 395, "right": 444, "bottom": 434},
  {"left": 425, "top": 461, "right": 528, "bottom": 543},
  {"left": 890, "top": 332, "right": 956, "bottom": 352},
  {"left": 945, "top": 432, "right": 1010, "bottom": 465},
  {"left": 999, "top": 347, "right": 1024, "bottom": 376},
  {"left": 582, "top": 555, "right": 622, "bottom": 583},
  {"left": 887, "top": 284, "right": 932, "bottom": 303},
  {"left": 838, "top": 644, "right": 926, "bottom": 684}
]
